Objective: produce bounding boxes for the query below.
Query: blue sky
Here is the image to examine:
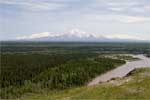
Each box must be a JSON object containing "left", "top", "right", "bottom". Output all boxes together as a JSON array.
[{"left": 0, "top": 0, "right": 150, "bottom": 40}]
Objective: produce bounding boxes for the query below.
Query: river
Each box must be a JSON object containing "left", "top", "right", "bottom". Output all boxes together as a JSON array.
[{"left": 88, "top": 55, "right": 150, "bottom": 86}]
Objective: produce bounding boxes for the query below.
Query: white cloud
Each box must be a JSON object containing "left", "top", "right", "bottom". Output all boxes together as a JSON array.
[
  {"left": 27, "top": 2, "right": 66, "bottom": 11},
  {"left": 116, "top": 16, "right": 150, "bottom": 23},
  {"left": 0, "top": 0, "right": 66, "bottom": 11},
  {"left": 108, "top": 7, "right": 125, "bottom": 11},
  {"left": 84, "top": 14, "right": 150, "bottom": 23},
  {"left": 107, "top": 2, "right": 140, "bottom": 6},
  {"left": 109, "top": 6, "right": 147, "bottom": 13},
  {"left": 144, "top": 6, "right": 150, "bottom": 11}
]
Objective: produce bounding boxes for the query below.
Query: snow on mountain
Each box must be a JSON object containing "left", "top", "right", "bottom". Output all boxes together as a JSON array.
[
  {"left": 16, "top": 29, "right": 103, "bottom": 41},
  {"left": 16, "top": 29, "right": 148, "bottom": 42}
]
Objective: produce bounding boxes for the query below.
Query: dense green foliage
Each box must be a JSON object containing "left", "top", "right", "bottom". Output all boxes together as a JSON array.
[
  {"left": 33, "top": 58, "right": 125, "bottom": 89},
  {"left": 0, "top": 42, "right": 149, "bottom": 99},
  {"left": 0, "top": 53, "right": 125, "bottom": 99},
  {"left": 0, "top": 53, "right": 96, "bottom": 88}
]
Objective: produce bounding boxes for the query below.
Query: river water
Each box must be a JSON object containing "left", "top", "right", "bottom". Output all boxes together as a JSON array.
[{"left": 88, "top": 55, "right": 150, "bottom": 86}]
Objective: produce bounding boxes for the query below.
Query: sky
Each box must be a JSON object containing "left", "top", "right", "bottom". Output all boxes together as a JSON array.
[{"left": 0, "top": 0, "right": 150, "bottom": 41}]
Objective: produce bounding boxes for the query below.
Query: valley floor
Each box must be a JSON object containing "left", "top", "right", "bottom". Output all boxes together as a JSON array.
[{"left": 21, "top": 68, "right": 150, "bottom": 100}]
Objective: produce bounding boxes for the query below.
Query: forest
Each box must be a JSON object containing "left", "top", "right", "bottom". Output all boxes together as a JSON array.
[{"left": 0, "top": 42, "right": 149, "bottom": 99}]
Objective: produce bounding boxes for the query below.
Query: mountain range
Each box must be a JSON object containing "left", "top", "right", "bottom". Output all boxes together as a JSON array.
[{"left": 16, "top": 29, "right": 148, "bottom": 42}]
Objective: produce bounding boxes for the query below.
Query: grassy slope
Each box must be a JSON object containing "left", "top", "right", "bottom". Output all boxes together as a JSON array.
[{"left": 22, "top": 68, "right": 150, "bottom": 100}]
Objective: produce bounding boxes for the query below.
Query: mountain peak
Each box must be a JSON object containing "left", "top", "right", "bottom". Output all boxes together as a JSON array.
[{"left": 16, "top": 29, "right": 148, "bottom": 42}]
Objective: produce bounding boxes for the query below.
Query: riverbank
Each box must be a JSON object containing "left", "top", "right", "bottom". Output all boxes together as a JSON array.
[{"left": 88, "top": 55, "right": 150, "bottom": 86}]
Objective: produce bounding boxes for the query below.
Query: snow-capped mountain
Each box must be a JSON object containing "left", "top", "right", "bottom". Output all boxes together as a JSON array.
[
  {"left": 16, "top": 29, "right": 106, "bottom": 41},
  {"left": 16, "top": 29, "right": 148, "bottom": 42}
]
